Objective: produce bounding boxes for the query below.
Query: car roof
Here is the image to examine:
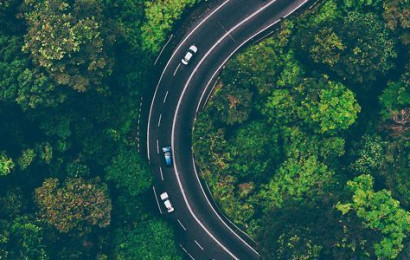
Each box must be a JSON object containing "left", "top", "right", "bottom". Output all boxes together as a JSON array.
[
  {"left": 184, "top": 52, "right": 193, "bottom": 60},
  {"left": 165, "top": 156, "right": 172, "bottom": 166},
  {"left": 164, "top": 200, "right": 172, "bottom": 208},
  {"left": 160, "top": 192, "right": 169, "bottom": 200}
]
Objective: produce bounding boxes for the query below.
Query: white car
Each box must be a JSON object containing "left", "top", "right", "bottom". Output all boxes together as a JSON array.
[
  {"left": 160, "top": 192, "right": 175, "bottom": 213},
  {"left": 181, "top": 45, "right": 198, "bottom": 65}
]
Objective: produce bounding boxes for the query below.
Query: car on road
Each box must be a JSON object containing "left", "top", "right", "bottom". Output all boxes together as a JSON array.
[
  {"left": 162, "top": 146, "right": 173, "bottom": 166},
  {"left": 181, "top": 45, "right": 198, "bottom": 65},
  {"left": 160, "top": 192, "right": 174, "bottom": 213}
]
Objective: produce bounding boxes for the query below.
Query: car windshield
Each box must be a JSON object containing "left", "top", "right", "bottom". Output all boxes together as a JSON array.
[
  {"left": 184, "top": 52, "right": 193, "bottom": 60},
  {"left": 164, "top": 200, "right": 171, "bottom": 208}
]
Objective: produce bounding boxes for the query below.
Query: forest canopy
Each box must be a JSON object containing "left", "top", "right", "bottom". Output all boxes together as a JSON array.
[
  {"left": 193, "top": 0, "right": 410, "bottom": 259},
  {"left": 0, "top": 0, "right": 194, "bottom": 258},
  {"left": 1, "top": 0, "right": 409, "bottom": 259}
]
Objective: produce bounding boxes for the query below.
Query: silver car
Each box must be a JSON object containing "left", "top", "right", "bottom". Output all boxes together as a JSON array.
[
  {"left": 160, "top": 192, "right": 174, "bottom": 213},
  {"left": 181, "top": 45, "right": 198, "bottom": 65}
]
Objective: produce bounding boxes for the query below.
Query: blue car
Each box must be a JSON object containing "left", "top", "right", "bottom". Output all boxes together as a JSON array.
[{"left": 162, "top": 146, "right": 173, "bottom": 166}]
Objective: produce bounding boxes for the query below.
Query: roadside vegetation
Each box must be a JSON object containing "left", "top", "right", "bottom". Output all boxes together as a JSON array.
[
  {"left": 193, "top": 0, "right": 410, "bottom": 259},
  {"left": 0, "top": 0, "right": 201, "bottom": 258}
]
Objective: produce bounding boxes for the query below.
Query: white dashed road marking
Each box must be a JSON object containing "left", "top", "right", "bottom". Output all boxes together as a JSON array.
[
  {"left": 194, "top": 240, "right": 204, "bottom": 251},
  {"left": 177, "top": 219, "right": 187, "bottom": 231},
  {"left": 173, "top": 63, "right": 181, "bottom": 76},
  {"left": 152, "top": 186, "right": 163, "bottom": 214},
  {"left": 180, "top": 244, "right": 196, "bottom": 260},
  {"left": 158, "top": 114, "right": 162, "bottom": 127},
  {"left": 159, "top": 167, "right": 164, "bottom": 181},
  {"left": 163, "top": 91, "right": 169, "bottom": 104}
]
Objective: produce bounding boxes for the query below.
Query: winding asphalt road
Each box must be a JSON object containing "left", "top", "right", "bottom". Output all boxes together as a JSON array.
[{"left": 147, "top": 0, "right": 312, "bottom": 258}]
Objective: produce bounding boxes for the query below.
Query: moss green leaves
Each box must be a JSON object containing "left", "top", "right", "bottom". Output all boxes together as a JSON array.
[
  {"left": 141, "top": 0, "right": 200, "bottom": 53},
  {"left": 262, "top": 155, "right": 334, "bottom": 210},
  {"left": 336, "top": 174, "right": 410, "bottom": 259},
  {"left": 105, "top": 145, "right": 152, "bottom": 197},
  {"left": 263, "top": 77, "right": 361, "bottom": 134},
  {"left": 23, "top": 0, "right": 114, "bottom": 92},
  {"left": 0, "top": 151, "right": 14, "bottom": 176},
  {"left": 35, "top": 177, "right": 112, "bottom": 234}
]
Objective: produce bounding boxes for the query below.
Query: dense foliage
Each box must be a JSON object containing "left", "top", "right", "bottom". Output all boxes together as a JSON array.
[
  {"left": 0, "top": 0, "right": 195, "bottom": 258},
  {"left": 193, "top": 0, "right": 410, "bottom": 258}
]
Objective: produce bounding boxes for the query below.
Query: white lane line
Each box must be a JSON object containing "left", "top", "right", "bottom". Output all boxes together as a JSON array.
[
  {"left": 201, "top": 77, "right": 220, "bottom": 110},
  {"left": 147, "top": 0, "right": 231, "bottom": 161},
  {"left": 284, "top": 0, "right": 308, "bottom": 18},
  {"left": 203, "top": 171, "right": 257, "bottom": 244},
  {"left": 172, "top": 1, "right": 285, "bottom": 257},
  {"left": 197, "top": 0, "right": 309, "bottom": 113},
  {"left": 194, "top": 4, "right": 282, "bottom": 113},
  {"left": 255, "top": 29, "right": 277, "bottom": 43},
  {"left": 192, "top": 0, "right": 309, "bottom": 250},
  {"left": 196, "top": 20, "right": 283, "bottom": 113},
  {"left": 173, "top": 63, "right": 181, "bottom": 76},
  {"left": 163, "top": 91, "right": 169, "bottom": 104},
  {"left": 156, "top": 140, "right": 159, "bottom": 154},
  {"left": 180, "top": 244, "right": 195, "bottom": 260},
  {"left": 177, "top": 219, "right": 187, "bottom": 231},
  {"left": 152, "top": 186, "right": 163, "bottom": 215},
  {"left": 191, "top": 6, "right": 307, "bottom": 250},
  {"left": 172, "top": 0, "right": 309, "bottom": 256},
  {"left": 154, "top": 34, "right": 174, "bottom": 65},
  {"left": 158, "top": 114, "right": 162, "bottom": 127},
  {"left": 160, "top": 167, "right": 164, "bottom": 181},
  {"left": 194, "top": 240, "right": 204, "bottom": 251}
]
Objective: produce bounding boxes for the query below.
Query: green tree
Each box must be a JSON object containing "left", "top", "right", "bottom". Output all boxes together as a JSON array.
[
  {"left": 379, "top": 68, "right": 410, "bottom": 119},
  {"left": 222, "top": 31, "right": 301, "bottom": 95},
  {"left": 309, "top": 27, "right": 345, "bottom": 67},
  {"left": 10, "top": 216, "right": 47, "bottom": 260},
  {"left": 211, "top": 83, "right": 253, "bottom": 125},
  {"left": 192, "top": 112, "right": 231, "bottom": 173},
  {"left": 261, "top": 155, "right": 335, "bottom": 210},
  {"left": 383, "top": 0, "right": 410, "bottom": 48},
  {"left": 141, "top": 0, "right": 200, "bottom": 53},
  {"left": 23, "top": 0, "right": 114, "bottom": 92},
  {"left": 336, "top": 174, "right": 410, "bottom": 259},
  {"left": 300, "top": 12, "right": 397, "bottom": 86},
  {"left": 342, "top": 0, "right": 382, "bottom": 10},
  {"left": 262, "top": 88, "right": 298, "bottom": 126},
  {"left": 0, "top": 188, "right": 24, "bottom": 219},
  {"left": 35, "top": 177, "right": 112, "bottom": 234},
  {"left": 0, "top": 151, "right": 14, "bottom": 176},
  {"left": 259, "top": 208, "right": 324, "bottom": 260},
  {"left": 349, "top": 135, "right": 385, "bottom": 174},
  {"left": 0, "top": 30, "right": 66, "bottom": 110},
  {"left": 0, "top": 0, "right": 23, "bottom": 33},
  {"left": 336, "top": 12, "right": 397, "bottom": 85},
  {"left": 209, "top": 174, "right": 256, "bottom": 228},
  {"left": 229, "top": 121, "right": 280, "bottom": 182},
  {"left": 105, "top": 145, "right": 152, "bottom": 197},
  {"left": 300, "top": 79, "right": 361, "bottom": 133},
  {"left": 113, "top": 219, "right": 181, "bottom": 259},
  {"left": 0, "top": 220, "right": 9, "bottom": 258},
  {"left": 263, "top": 77, "right": 361, "bottom": 134},
  {"left": 379, "top": 137, "right": 410, "bottom": 208},
  {"left": 281, "top": 126, "right": 345, "bottom": 163}
]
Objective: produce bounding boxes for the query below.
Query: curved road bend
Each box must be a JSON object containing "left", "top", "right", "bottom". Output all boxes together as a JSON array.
[{"left": 147, "top": 0, "right": 310, "bottom": 259}]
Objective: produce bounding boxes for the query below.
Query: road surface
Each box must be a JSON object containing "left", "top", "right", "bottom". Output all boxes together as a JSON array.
[{"left": 146, "top": 0, "right": 312, "bottom": 258}]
